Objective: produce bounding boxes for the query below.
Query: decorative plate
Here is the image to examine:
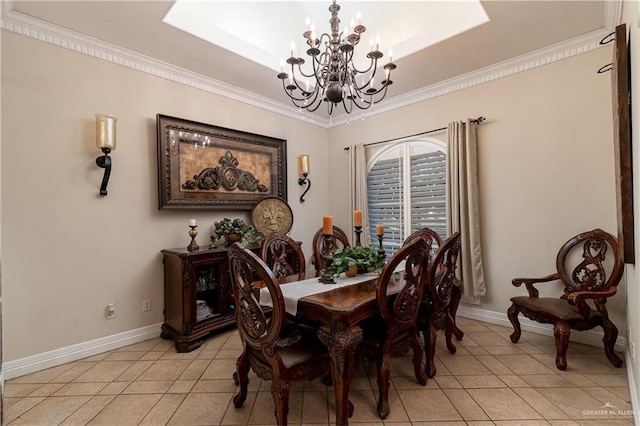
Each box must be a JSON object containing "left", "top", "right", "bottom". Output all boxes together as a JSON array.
[{"left": 251, "top": 197, "right": 294, "bottom": 236}]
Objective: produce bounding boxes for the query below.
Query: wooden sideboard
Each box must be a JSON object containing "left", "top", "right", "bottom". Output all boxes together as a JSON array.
[{"left": 160, "top": 245, "right": 257, "bottom": 352}]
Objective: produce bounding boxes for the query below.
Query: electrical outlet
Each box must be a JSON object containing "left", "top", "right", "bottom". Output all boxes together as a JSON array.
[
  {"left": 142, "top": 299, "right": 151, "bottom": 312},
  {"left": 106, "top": 304, "right": 116, "bottom": 319}
]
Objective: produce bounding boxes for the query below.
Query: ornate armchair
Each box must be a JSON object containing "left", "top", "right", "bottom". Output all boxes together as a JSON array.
[
  {"left": 507, "top": 229, "right": 624, "bottom": 371},
  {"left": 419, "top": 232, "right": 462, "bottom": 377},
  {"left": 358, "top": 238, "right": 430, "bottom": 419},
  {"left": 311, "top": 225, "right": 350, "bottom": 271},
  {"left": 228, "top": 244, "right": 331, "bottom": 425},
  {"left": 260, "top": 232, "right": 305, "bottom": 279}
]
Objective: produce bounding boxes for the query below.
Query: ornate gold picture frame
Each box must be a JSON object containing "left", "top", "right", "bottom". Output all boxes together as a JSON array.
[{"left": 156, "top": 114, "right": 287, "bottom": 210}]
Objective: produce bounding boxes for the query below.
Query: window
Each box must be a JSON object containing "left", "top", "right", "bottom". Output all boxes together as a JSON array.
[{"left": 366, "top": 139, "right": 446, "bottom": 257}]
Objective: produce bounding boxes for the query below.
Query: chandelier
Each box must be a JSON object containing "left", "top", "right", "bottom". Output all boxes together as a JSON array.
[{"left": 277, "top": 1, "right": 396, "bottom": 116}]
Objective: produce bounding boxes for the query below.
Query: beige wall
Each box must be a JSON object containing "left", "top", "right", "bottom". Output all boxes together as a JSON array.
[
  {"left": 1, "top": 32, "right": 329, "bottom": 361},
  {"left": 327, "top": 46, "right": 625, "bottom": 331}
]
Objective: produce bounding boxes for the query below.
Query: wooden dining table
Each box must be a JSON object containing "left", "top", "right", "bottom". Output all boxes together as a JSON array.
[{"left": 258, "top": 270, "right": 406, "bottom": 426}]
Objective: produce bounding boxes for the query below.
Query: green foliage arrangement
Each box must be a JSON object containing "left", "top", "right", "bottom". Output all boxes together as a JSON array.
[
  {"left": 328, "top": 245, "right": 386, "bottom": 277},
  {"left": 211, "top": 218, "right": 262, "bottom": 247}
]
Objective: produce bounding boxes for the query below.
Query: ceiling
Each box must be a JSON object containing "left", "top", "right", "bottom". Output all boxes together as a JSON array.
[{"left": 3, "top": 1, "right": 617, "bottom": 126}]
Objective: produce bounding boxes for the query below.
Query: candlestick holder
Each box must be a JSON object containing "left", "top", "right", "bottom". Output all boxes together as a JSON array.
[
  {"left": 187, "top": 225, "right": 199, "bottom": 252},
  {"left": 354, "top": 226, "right": 362, "bottom": 247},
  {"left": 377, "top": 233, "right": 385, "bottom": 258},
  {"left": 319, "top": 235, "right": 336, "bottom": 284}
]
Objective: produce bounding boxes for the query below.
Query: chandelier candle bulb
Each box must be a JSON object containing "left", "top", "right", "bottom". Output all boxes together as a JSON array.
[
  {"left": 323, "top": 215, "right": 333, "bottom": 235},
  {"left": 376, "top": 224, "right": 384, "bottom": 236},
  {"left": 189, "top": 219, "right": 196, "bottom": 227},
  {"left": 354, "top": 210, "right": 363, "bottom": 227}
]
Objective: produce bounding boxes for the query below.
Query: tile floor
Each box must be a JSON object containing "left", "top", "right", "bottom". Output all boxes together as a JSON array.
[{"left": 3, "top": 318, "right": 635, "bottom": 425}]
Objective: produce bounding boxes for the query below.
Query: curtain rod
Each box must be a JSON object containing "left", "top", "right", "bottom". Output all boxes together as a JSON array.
[{"left": 344, "top": 116, "right": 486, "bottom": 151}]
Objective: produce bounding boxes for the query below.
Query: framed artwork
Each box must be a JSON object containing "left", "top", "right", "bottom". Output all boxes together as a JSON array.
[
  {"left": 156, "top": 114, "right": 287, "bottom": 210},
  {"left": 610, "top": 24, "right": 634, "bottom": 263}
]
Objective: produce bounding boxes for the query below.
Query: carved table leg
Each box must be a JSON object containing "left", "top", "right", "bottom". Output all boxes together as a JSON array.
[{"left": 318, "top": 320, "right": 363, "bottom": 426}]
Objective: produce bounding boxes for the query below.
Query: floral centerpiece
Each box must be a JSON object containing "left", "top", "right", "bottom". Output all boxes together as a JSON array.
[
  {"left": 211, "top": 218, "right": 263, "bottom": 247},
  {"left": 326, "top": 245, "right": 386, "bottom": 277}
]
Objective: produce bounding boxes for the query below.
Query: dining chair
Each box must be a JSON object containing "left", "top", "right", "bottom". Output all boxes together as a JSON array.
[
  {"left": 419, "top": 231, "right": 462, "bottom": 378},
  {"left": 260, "top": 232, "right": 306, "bottom": 279},
  {"left": 359, "top": 238, "right": 430, "bottom": 419},
  {"left": 228, "top": 243, "right": 331, "bottom": 425},
  {"left": 311, "top": 225, "right": 351, "bottom": 271},
  {"left": 404, "top": 228, "right": 464, "bottom": 349},
  {"left": 507, "top": 228, "right": 624, "bottom": 370}
]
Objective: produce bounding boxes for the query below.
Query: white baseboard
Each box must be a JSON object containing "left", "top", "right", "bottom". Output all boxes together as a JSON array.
[
  {"left": 3, "top": 323, "right": 163, "bottom": 380},
  {"left": 625, "top": 350, "right": 640, "bottom": 426},
  {"left": 456, "top": 304, "right": 627, "bottom": 353}
]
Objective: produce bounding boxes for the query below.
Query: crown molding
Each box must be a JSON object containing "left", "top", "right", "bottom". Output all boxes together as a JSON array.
[{"left": 1, "top": 6, "right": 617, "bottom": 129}]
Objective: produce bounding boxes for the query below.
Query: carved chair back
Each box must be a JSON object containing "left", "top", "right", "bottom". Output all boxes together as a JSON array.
[
  {"left": 403, "top": 227, "right": 443, "bottom": 258},
  {"left": 555, "top": 228, "right": 624, "bottom": 316},
  {"left": 261, "top": 232, "right": 306, "bottom": 279},
  {"left": 312, "top": 225, "right": 351, "bottom": 270},
  {"left": 376, "top": 238, "right": 430, "bottom": 333},
  {"left": 424, "top": 232, "right": 461, "bottom": 328},
  {"left": 228, "top": 243, "right": 284, "bottom": 355}
]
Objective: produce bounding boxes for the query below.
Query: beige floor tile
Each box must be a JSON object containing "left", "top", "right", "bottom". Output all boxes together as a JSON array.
[
  {"left": 3, "top": 319, "right": 634, "bottom": 426},
  {"left": 497, "top": 374, "right": 531, "bottom": 388},
  {"left": 103, "top": 351, "right": 147, "bottom": 361},
  {"left": 434, "top": 375, "right": 462, "bottom": 389},
  {"left": 439, "top": 355, "right": 493, "bottom": 376},
  {"left": 140, "top": 393, "right": 186, "bottom": 426},
  {"left": 301, "top": 390, "right": 329, "bottom": 424},
  {"left": 441, "top": 388, "right": 490, "bottom": 421},
  {"left": 513, "top": 387, "right": 570, "bottom": 419},
  {"left": 221, "top": 391, "right": 258, "bottom": 425},
  {"left": 4, "top": 397, "right": 46, "bottom": 423},
  {"left": 397, "top": 389, "right": 462, "bottom": 422},
  {"left": 87, "top": 393, "right": 163, "bottom": 425},
  {"left": 200, "top": 357, "right": 238, "bottom": 380},
  {"left": 59, "top": 395, "right": 116, "bottom": 425},
  {"left": 9, "top": 396, "right": 91, "bottom": 425},
  {"left": 167, "top": 379, "right": 197, "bottom": 394},
  {"left": 521, "top": 374, "right": 576, "bottom": 388},
  {"left": 467, "top": 388, "right": 542, "bottom": 420},
  {"left": 537, "top": 387, "right": 610, "bottom": 419},
  {"left": 122, "top": 380, "right": 173, "bottom": 394},
  {"left": 116, "top": 360, "right": 155, "bottom": 382},
  {"left": 474, "top": 354, "right": 514, "bottom": 375},
  {"left": 168, "top": 393, "right": 232, "bottom": 425},
  {"left": 178, "top": 359, "right": 213, "bottom": 380},
  {"left": 137, "top": 359, "right": 192, "bottom": 381},
  {"left": 456, "top": 374, "right": 506, "bottom": 388},
  {"left": 494, "top": 354, "right": 557, "bottom": 375},
  {"left": 53, "top": 382, "right": 108, "bottom": 396},
  {"left": 73, "top": 361, "right": 136, "bottom": 383}
]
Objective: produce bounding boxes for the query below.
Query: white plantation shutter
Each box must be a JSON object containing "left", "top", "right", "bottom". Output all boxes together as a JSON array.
[
  {"left": 410, "top": 151, "right": 447, "bottom": 239},
  {"left": 367, "top": 142, "right": 446, "bottom": 258},
  {"left": 367, "top": 156, "right": 404, "bottom": 255}
]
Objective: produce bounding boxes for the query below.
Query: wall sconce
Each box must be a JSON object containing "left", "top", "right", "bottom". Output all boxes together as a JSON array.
[
  {"left": 298, "top": 154, "right": 311, "bottom": 203},
  {"left": 95, "top": 113, "right": 117, "bottom": 196}
]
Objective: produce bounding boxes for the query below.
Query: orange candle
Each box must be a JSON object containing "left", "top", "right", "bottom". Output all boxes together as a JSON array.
[
  {"left": 353, "top": 210, "right": 363, "bottom": 227},
  {"left": 323, "top": 215, "right": 333, "bottom": 235},
  {"left": 376, "top": 224, "right": 385, "bottom": 235}
]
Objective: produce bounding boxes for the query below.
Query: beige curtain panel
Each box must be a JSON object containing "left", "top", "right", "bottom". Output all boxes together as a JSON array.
[
  {"left": 349, "top": 143, "right": 371, "bottom": 246},
  {"left": 446, "top": 120, "right": 487, "bottom": 304}
]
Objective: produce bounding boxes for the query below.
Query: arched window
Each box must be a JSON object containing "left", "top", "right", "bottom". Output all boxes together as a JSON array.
[{"left": 366, "top": 137, "right": 446, "bottom": 256}]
